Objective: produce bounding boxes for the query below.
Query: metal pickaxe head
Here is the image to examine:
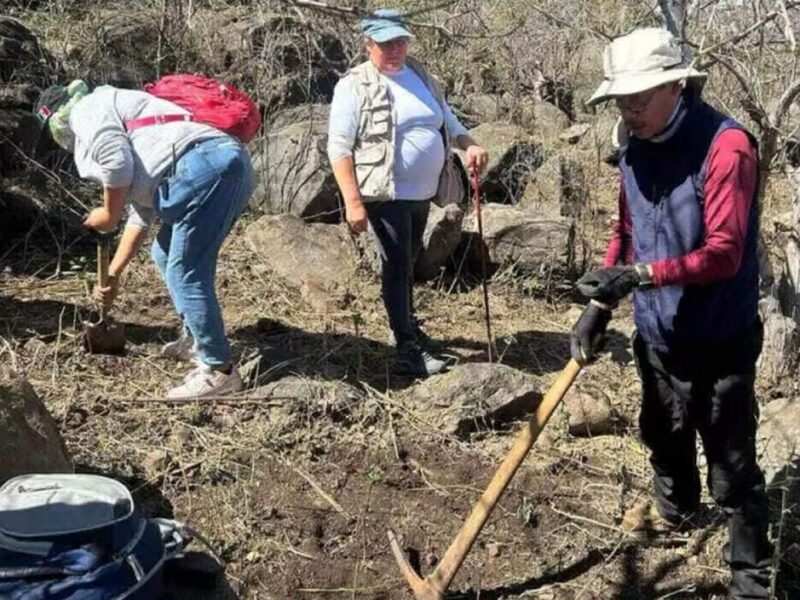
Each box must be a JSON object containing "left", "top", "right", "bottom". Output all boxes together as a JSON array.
[{"left": 388, "top": 531, "right": 445, "bottom": 600}]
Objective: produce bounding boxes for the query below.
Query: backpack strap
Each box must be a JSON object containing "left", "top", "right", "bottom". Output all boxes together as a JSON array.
[
  {"left": 125, "top": 113, "right": 193, "bottom": 132},
  {"left": 152, "top": 518, "right": 224, "bottom": 567}
]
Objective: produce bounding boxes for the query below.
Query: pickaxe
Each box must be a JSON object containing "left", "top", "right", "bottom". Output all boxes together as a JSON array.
[{"left": 388, "top": 358, "right": 583, "bottom": 600}]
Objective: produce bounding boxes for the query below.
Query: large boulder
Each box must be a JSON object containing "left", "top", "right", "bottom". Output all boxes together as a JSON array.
[
  {"left": 519, "top": 153, "right": 587, "bottom": 219},
  {"left": 454, "top": 93, "right": 508, "bottom": 127},
  {"left": 194, "top": 10, "right": 347, "bottom": 110},
  {"left": 62, "top": 11, "right": 160, "bottom": 87},
  {"left": 0, "top": 190, "right": 46, "bottom": 253},
  {"left": 405, "top": 363, "right": 541, "bottom": 438},
  {"left": 415, "top": 203, "right": 466, "bottom": 280},
  {"left": 0, "top": 366, "right": 71, "bottom": 481},
  {"left": 245, "top": 214, "right": 357, "bottom": 310},
  {"left": 509, "top": 98, "right": 571, "bottom": 139},
  {"left": 0, "top": 17, "right": 61, "bottom": 175},
  {"left": 461, "top": 204, "right": 575, "bottom": 277},
  {"left": 268, "top": 103, "right": 331, "bottom": 131},
  {"left": 462, "top": 122, "right": 546, "bottom": 203},
  {"left": 252, "top": 116, "right": 340, "bottom": 221}
]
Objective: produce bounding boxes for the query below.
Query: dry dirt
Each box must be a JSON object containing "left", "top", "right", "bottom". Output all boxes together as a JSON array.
[{"left": 3, "top": 212, "right": 798, "bottom": 600}]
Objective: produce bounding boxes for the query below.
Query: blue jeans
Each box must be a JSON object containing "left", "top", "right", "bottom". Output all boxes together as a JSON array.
[{"left": 151, "top": 137, "right": 255, "bottom": 368}]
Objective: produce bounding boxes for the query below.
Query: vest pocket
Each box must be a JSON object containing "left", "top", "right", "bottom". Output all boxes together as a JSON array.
[
  {"left": 355, "top": 143, "right": 387, "bottom": 165},
  {"left": 354, "top": 143, "right": 388, "bottom": 193},
  {"left": 360, "top": 104, "right": 392, "bottom": 138}
]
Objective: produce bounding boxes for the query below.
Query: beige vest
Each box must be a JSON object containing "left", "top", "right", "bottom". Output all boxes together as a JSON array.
[{"left": 349, "top": 57, "right": 454, "bottom": 202}]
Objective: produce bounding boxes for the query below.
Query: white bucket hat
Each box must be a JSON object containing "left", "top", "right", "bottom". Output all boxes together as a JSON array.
[{"left": 587, "top": 28, "right": 706, "bottom": 107}]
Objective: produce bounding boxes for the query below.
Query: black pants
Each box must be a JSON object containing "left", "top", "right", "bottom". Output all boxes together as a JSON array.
[
  {"left": 365, "top": 200, "right": 430, "bottom": 344},
  {"left": 633, "top": 322, "right": 771, "bottom": 599}
]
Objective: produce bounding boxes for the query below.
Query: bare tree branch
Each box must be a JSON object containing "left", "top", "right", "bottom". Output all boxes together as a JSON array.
[
  {"left": 695, "top": 0, "right": 800, "bottom": 66},
  {"left": 776, "top": 0, "right": 797, "bottom": 53},
  {"left": 525, "top": 2, "right": 613, "bottom": 40},
  {"left": 657, "top": 0, "right": 683, "bottom": 39},
  {"left": 771, "top": 77, "right": 800, "bottom": 132}
]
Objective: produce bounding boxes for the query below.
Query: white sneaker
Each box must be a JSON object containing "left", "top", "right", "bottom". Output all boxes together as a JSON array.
[
  {"left": 161, "top": 333, "right": 196, "bottom": 362},
  {"left": 167, "top": 362, "right": 243, "bottom": 400}
]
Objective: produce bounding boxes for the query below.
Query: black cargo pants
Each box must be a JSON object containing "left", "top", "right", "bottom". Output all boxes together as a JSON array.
[
  {"left": 632, "top": 321, "right": 771, "bottom": 599},
  {"left": 365, "top": 199, "right": 431, "bottom": 345}
]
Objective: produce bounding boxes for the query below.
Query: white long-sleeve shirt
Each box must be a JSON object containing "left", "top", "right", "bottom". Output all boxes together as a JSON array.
[{"left": 327, "top": 65, "right": 468, "bottom": 200}]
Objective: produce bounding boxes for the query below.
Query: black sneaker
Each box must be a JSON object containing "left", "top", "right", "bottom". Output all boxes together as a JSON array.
[
  {"left": 394, "top": 340, "right": 446, "bottom": 377},
  {"left": 388, "top": 317, "right": 442, "bottom": 352},
  {"left": 411, "top": 316, "right": 442, "bottom": 352}
]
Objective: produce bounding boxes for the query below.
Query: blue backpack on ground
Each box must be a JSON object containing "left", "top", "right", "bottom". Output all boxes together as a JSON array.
[{"left": 0, "top": 474, "right": 194, "bottom": 599}]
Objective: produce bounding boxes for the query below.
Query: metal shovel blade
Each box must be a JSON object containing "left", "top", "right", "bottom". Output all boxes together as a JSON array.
[{"left": 83, "top": 316, "right": 126, "bottom": 355}]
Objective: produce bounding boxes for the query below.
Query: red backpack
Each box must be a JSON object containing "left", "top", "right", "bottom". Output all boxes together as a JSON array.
[{"left": 125, "top": 74, "right": 261, "bottom": 143}]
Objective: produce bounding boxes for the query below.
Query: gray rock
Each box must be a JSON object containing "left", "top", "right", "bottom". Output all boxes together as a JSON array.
[
  {"left": 195, "top": 10, "right": 347, "bottom": 111},
  {"left": 458, "top": 93, "right": 508, "bottom": 125},
  {"left": 251, "top": 118, "right": 340, "bottom": 221},
  {"left": 269, "top": 103, "right": 330, "bottom": 131},
  {"left": 758, "top": 398, "right": 800, "bottom": 486},
  {"left": 461, "top": 204, "right": 575, "bottom": 277},
  {"left": 0, "top": 17, "right": 59, "bottom": 87},
  {"left": 405, "top": 363, "right": 541, "bottom": 438},
  {"left": 251, "top": 376, "right": 364, "bottom": 426},
  {"left": 246, "top": 214, "right": 357, "bottom": 310},
  {"left": 503, "top": 97, "right": 571, "bottom": 139},
  {"left": 0, "top": 189, "right": 46, "bottom": 251},
  {"left": 564, "top": 386, "right": 627, "bottom": 437},
  {"left": 559, "top": 123, "right": 592, "bottom": 144},
  {"left": 415, "top": 203, "right": 465, "bottom": 280},
  {"left": 63, "top": 12, "right": 159, "bottom": 87},
  {"left": 462, "top": 122, "right": 546, "bottom": 203},
  {"left": 0, "top": 366, "right": 71, "bottom": 482},
  {"left": 519, "top": 153, "right": 586, "bottom": 219}
]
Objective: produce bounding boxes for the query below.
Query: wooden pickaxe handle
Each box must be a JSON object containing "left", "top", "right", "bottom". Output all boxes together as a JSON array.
[{"left": 395, "top": 358, "right": 583, "bottom": 597}]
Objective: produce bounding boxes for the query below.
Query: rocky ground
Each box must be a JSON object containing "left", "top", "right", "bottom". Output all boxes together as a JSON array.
[{"left": 3, "top": 221, "right": 800, "bottom": 599}]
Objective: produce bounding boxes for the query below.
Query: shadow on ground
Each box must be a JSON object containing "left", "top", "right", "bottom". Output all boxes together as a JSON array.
[{"left": 0, "top": 294, "right": 180, "bottom": 346}]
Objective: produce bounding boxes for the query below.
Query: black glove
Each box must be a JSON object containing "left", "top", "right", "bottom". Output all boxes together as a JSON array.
[
  {"left": 576, "top": 265, "right": 650, "bottom": 305},
  {"left": 570, "top": 300, "right": 612, "bottom": 365}
]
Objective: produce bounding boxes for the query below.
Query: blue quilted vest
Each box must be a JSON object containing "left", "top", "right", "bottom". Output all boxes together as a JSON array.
[{"left": 620, "top": 93, "right": 759, "bottom": 349}]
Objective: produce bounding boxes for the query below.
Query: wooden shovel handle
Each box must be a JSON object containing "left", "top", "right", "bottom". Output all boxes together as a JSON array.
[
  {"left": 429, "top": 358, "right": 583, "bottom": 591},
  {"left": 97, "top": 237, "right": 111, "bottom": 321}
]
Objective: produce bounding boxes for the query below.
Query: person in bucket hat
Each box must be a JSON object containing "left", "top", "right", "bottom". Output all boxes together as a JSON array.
[
  {"left": 33, "top": 80, "right": 255, "bottom": 401},
  {"left": 327, "top": 8, "right": 488, "bottom": 378},
  {"left": 571, "top": 28, "right": 771, "bottom": 599}
]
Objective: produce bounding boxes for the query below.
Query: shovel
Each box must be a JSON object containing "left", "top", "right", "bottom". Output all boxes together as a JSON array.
[
  {"left": 83, "top": 232, "right": 126, "bottom": 354},
  {"left": 388, "top": 358, "right": 583, "bottom": 600}
]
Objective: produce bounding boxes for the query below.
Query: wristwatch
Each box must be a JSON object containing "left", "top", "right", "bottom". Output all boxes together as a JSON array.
[{"left": 634, "top": 263, "right": 653, "bottom": 289}]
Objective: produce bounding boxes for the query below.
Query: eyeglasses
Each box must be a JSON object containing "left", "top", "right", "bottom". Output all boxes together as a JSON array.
[{"left": 614, "top": 86, "right": 663, "bottom": 113}]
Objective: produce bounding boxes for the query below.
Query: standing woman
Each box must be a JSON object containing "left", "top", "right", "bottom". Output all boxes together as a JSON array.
[
  {"left": 33, "top": 80, "right": 255, "bottom": 399},
  {"left": 328, "top": 8, "right": 488, "bottom": 377}
]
